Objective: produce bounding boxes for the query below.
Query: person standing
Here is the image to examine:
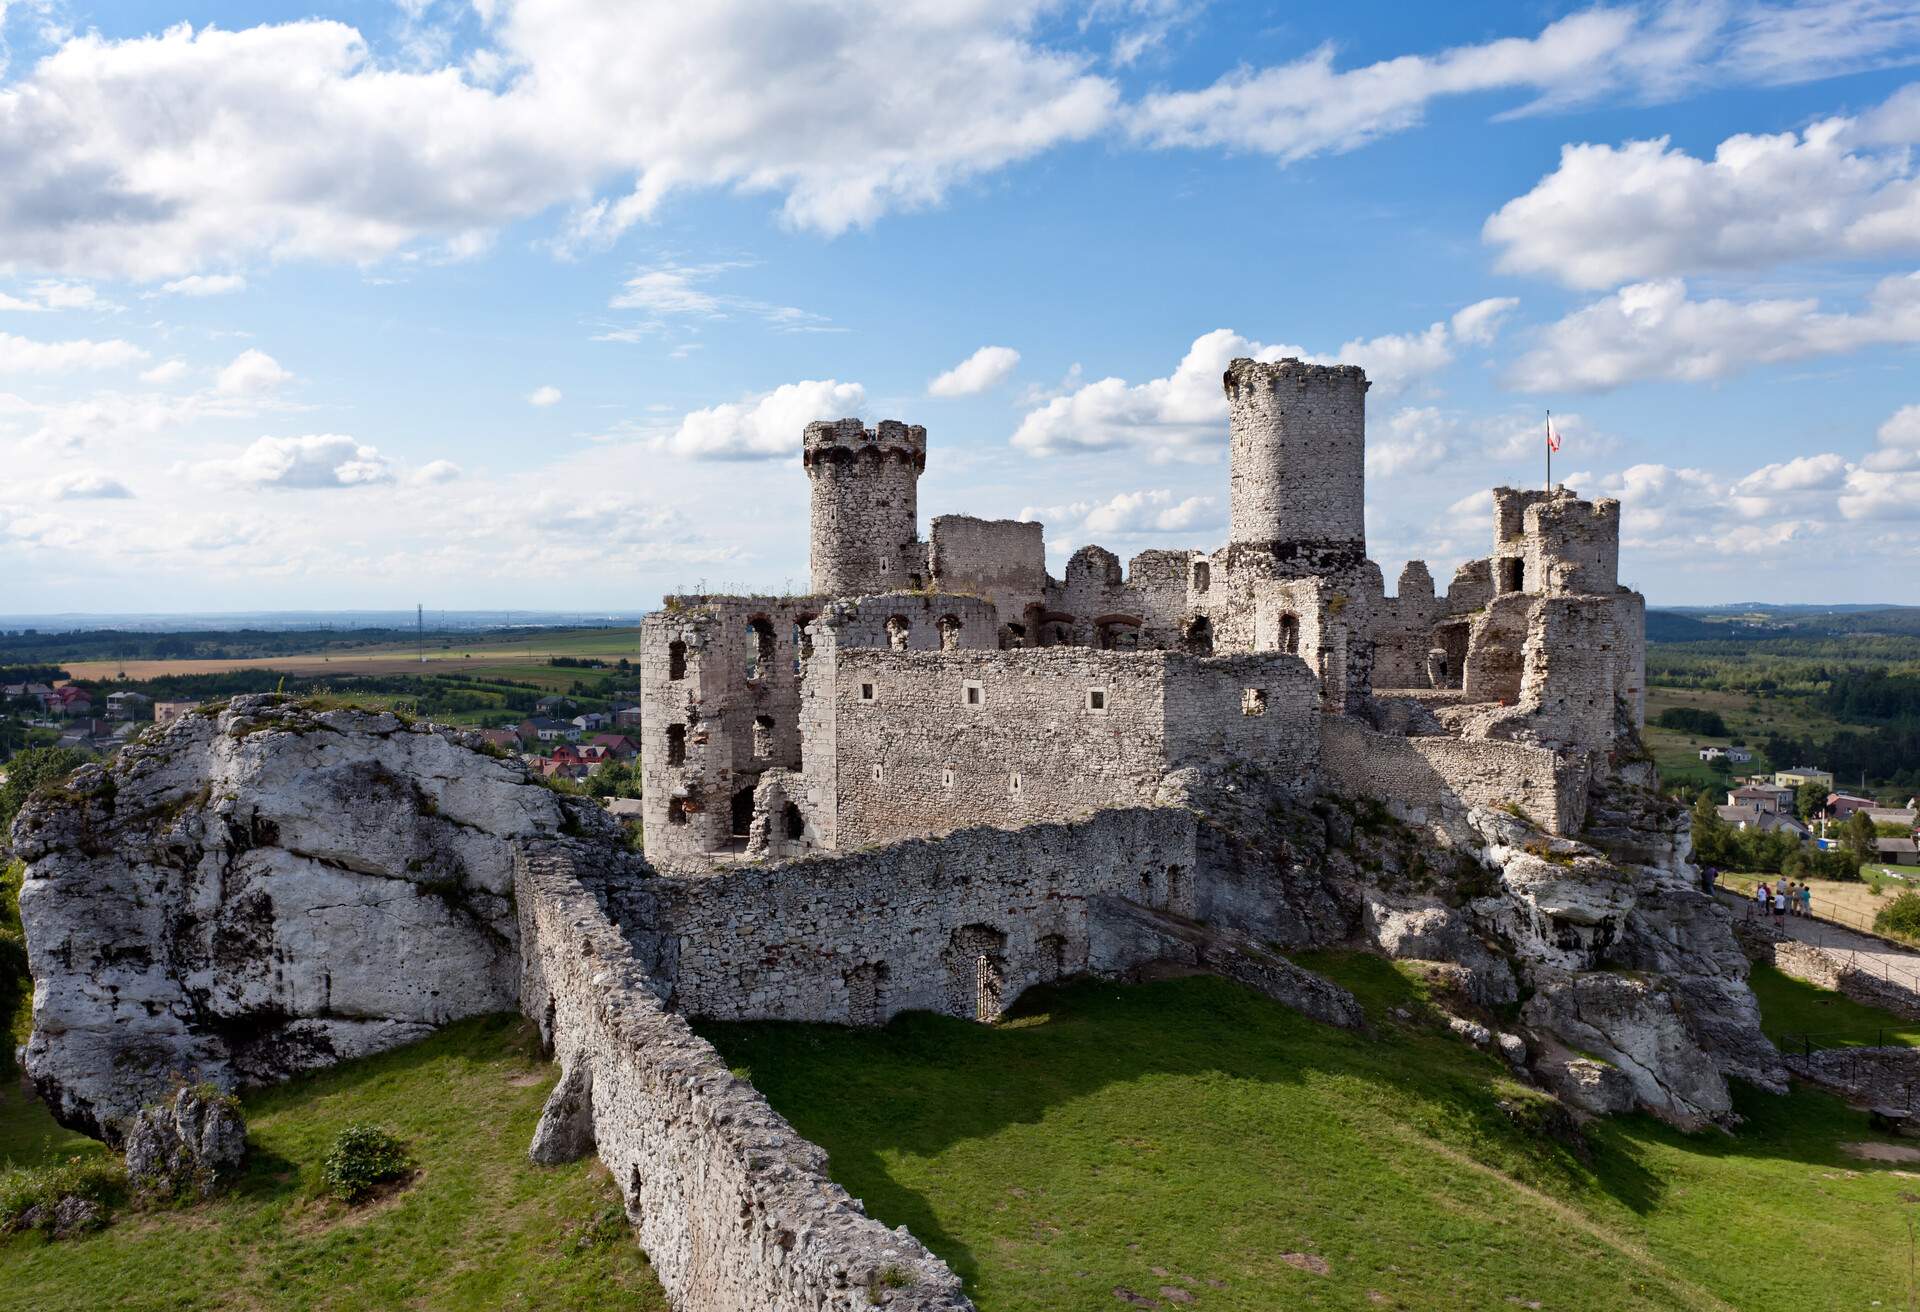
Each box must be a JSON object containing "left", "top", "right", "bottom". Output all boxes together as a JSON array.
[
  {"left": 1756, "top": 881, "right": 1771, "bottom": 919},
  {"left": 1773, "top": 884, "right": 1789, "bottom": 926},
  {"left": 1800, "top": 883, "right": 1813, "bottom": 918}
]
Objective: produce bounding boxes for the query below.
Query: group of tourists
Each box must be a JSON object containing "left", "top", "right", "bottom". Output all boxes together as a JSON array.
[{"left": 1751, "top": 879, "right": 1813, "bottom": 923}]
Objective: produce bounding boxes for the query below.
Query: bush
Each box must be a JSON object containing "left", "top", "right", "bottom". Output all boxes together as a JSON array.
[
  {"left": 1874, "top": 891, "right": 1920, "bottom": 941},
  {"left": 1656, "top": 707, "right": 1730, "bottom": 737},
  {"left": 321, "top": 1125, "right": 411, "bottom": 1204},
  {"left": 0, "top": 1155, "right": 124, "bottom": 1234}
]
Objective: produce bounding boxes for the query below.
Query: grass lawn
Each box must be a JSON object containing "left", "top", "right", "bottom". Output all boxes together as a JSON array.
[
  {"left": 0, "top": 1016, "right": 667, "bottom": 1312},
  {"left": 697, "top": 955, "right": 1920, "bottom": 1312},
  {"left": 1744, "top": 962, "right": 1920, "bottom": 1049}
]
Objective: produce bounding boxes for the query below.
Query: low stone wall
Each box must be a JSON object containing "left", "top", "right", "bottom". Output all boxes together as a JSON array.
[
  {"left": 654, "top": 808, "right": 1202, "bottom": 1025},
  {"left": 1320, "top": 716, "right": 1584, "bottom": 835},
  {"left": 515, "top": 847, "right": 972, "bottom": 1312},
  {"left": 1735, "top": 921, "right": 1920, "bottom": 1022},
  {"left": 1786, "top": 1047, "right": 1920, "bottom": 1110}
]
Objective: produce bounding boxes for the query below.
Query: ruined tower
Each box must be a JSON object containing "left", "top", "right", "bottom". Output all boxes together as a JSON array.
[
  {"left": 1224, "top": 358, "right": 1369, "bottom": 573},
  {"left": 805, "top": 418, "right": 927, "bottom": 597}
]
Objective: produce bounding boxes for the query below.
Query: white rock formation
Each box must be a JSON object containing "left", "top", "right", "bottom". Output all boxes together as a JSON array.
[{"left": 11, "top": 695, "right": 574, "bottom": 1139}]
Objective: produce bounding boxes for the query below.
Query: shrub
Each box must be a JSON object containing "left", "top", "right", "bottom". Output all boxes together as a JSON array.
[
  {"left": 0, "top": 1155, "right": 124, "bottom": 1234},
  {"left": 1873, "top": 891, "right": 1920, "bottom": 941},
  {"left": 321, "top": 1125, "right": 411, "bottom": 1204}
]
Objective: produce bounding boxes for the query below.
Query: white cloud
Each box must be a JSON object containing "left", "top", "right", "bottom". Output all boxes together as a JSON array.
[
  {"left": 527, "top": 385, "right": 562, "bottom": 406},
  {"left": 0, "top": 330, "right": 145, "bottom": 372},
  {"left": 1128, "top": 4, "right": 1920, "bottom": 165},
  {"left": 1734, "top": 452, "right": 1850, "bottom": 496},
  {"left": 609, "top": 262, "right": 833, "bottom": 332},
  {"left": 1448, "top": 297, "right": 1519, "bottom": 345},
  {"left": 1011, "top": 303, "right": 1505, "bottom": 457},
  {"left": 158, "top": 273, "right": 247, "bottom": 296},
  {"left": 43, "top": 470, "right": 132, "bottom": 500},
  {"left": 194, "top": 434, "right": 394, "bottom": 489},
  {"left": 1486, "top": 94, "right": 1920, "bottom": 289},
  {"left": 1367, "top": 407, "right": 1453, "bottom": 478},
  {"left": 215, "top": 349, "right": 293, "bottom": 396},
  {"left": 1839, "top": 465, "right": 1920, "bottom": 520},
  {"left": 929, "top": 345, "right": 1021, "bottom": 397},
  {"left": 0, "top": 280, "right": 101, "bottom": 311},
  {"left": 1866, "top": 403, "right": 1920, "bottom": 471},
  {"left": 1507, "top": 272, "right": 1920, "bottom": 392},
  {"left": 0, "top": 8, "right": 1117, "bottom": 278},
  {"left": 1018, "top": 488, "right": 1221, "bottom": 539},
  {"left": 410, "top": 459, "right": 462, "bottom": 484},
  {"left": 139, "top": 360, "right": 188, "bottom": 385},
  {"left": 658, "top": 378, "right": 866, "bottom": 460}
]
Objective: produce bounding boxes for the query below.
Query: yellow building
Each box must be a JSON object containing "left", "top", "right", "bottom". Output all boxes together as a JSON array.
[{"left": 1773, "top": 766, "right": 1834, "bottom": 791}]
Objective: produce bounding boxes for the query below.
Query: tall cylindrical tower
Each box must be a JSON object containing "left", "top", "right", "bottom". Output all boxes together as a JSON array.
[
  {"left": 1224, "top": 358, "right": 1369, "bottom": 565},
  {"left": 804, "top": 418, "right": 927, "bottom": 597}
]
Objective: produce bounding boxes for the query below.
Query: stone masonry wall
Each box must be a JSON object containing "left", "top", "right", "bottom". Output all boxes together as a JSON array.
[
  {"left": 802, "top": 646, "right": 1318, "bottom": 848},
  {"left": 515, "top": 847, "right": 972, "bottom": 1311},
  {"left": 805, "top": 418, "right": 927, "bottom": 597},
  {"left": 1224, "top": 357, "right": 1368, "bottom": 557},
  {"left": 926, "top": 515, "right": 1046, "bottom": 625},
  {"left": 651, "top": 809, "right": 1201, "bottom": 1025},
  {"left": 1320, "top": 715, "right": 1587, "bottom": 835}
]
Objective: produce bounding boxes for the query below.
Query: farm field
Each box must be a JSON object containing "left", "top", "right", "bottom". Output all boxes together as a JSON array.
[{"left": 54, "top": 627, "right": 639, "bottom": 689}]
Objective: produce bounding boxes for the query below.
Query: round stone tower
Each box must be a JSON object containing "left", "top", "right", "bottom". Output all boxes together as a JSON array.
[
  {"left": 804, "top": 417, "right": 927, "bottom": 597},
  {"left": 1223, "top": 358, "right": 1369, "bottom": 569}
]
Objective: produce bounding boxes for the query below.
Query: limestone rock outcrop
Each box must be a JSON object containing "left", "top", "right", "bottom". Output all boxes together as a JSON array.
[
  {"left": 125, "top": 1084, "right": 249, "bottom": 1200},
  {"left": 10, "top": 694, "right": 595, "bottom": 1139}
]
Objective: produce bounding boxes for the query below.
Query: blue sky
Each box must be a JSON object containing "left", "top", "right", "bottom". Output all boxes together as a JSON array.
[{"left": 1, "top": 1, "right": 1917, "bottom": 612}]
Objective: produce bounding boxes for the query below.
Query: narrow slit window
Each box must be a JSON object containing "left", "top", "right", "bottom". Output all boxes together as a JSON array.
[
  {"left": 666, "top": 723, "right": 687, "bottom": 765},
  {"left": 860, "top": 682, "right": 876, "bottom": 703}
]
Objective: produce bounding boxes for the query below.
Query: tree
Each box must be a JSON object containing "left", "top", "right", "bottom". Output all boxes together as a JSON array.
[
  {"left": 1794, "top": 781, "right": 1827, "bottom": 824},
  {"left": 1845, "top": 810, "right": 1878, "bottom": 861},
  {"left": 0, "top": 746, "right": 90, "bottom": 835}
]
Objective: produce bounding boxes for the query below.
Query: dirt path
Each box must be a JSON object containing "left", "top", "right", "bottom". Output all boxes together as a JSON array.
[{"left": 1718, "top": 888, "right": 1920, "bottom": 993}]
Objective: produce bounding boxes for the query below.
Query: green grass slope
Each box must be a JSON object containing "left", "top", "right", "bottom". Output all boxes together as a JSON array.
[
  {"left": 0, "top": 1016, "right": 667, "bottom": 1312},
  {"left": 698, "top": 956, "right": 1920, "bottom": 1312}
]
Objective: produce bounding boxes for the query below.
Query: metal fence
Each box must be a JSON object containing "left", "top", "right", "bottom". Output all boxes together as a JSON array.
[{"left": 1714, "top": 874, "right": 1920, "bottom": 995}]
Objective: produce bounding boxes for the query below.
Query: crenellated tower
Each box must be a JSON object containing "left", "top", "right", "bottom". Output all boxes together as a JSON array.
[
  {"left": 804, "top": 418, "right": 927, "bottom": 597},
  {"left": 1224, "top": 358, "right": 1369, "bottom": 574}
]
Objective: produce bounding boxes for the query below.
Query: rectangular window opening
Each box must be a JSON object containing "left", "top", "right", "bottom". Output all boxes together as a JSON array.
[
  {"left": 963, "top": 681, "right": 984, "bottom": 706},
  {"left": 1242, "top": 688, "right": 1268, "bottom": 717},
  {"left": 1086, "top": 688, "right": 1107, "bottom": 712},
  {"left": 860, "top": 682, "right": 876, "bottom": 702}
]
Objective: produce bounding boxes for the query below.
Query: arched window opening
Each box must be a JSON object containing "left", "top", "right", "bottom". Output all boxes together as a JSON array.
[
  {"left": 783, "top": 803, "right": 805, "bottom": 840},
  {"left": 885, "top": 615, "right": 910, "bottom": 651},
  {"left": 1192, "top": 561, "right": 1210, "bottom": 593},
  {"left": 937, "top": 614, "right": 962, "bottom": 651},
  {"left": 667, "top": 640, "right": 687, "bottom": 681},
  {"left": 1279, "top": 613, "right": 1300, "bottom": 655},
  {"left": 752, "top": 715, "right": 773, "bottom": 759}
]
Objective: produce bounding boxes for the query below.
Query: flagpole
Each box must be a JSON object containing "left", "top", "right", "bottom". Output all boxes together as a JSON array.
[{"left": 1545, "top": 409, "right": 1552, "bottom": 489}]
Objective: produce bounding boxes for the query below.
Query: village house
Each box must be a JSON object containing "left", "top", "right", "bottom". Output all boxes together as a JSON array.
[
  {"left": 1774, "top": 765, "right": 1834, "bottom": 791},
  {"left": 572, "top": 711, "right": 612, "bottom": 732},
  {"left": 1728, "top": 783, "right": 1796, "bottom": 817},
  {"left": 589, "top": 733, "right": 639, "bottom": 760},
  {"left": 517, "top": 716, "right": 577, "bottom": 744},
  {"left": 1717, "top": 803, "right": 1811, "bottom": 840},
  {"left": 104, "top": 690, "right": 151, "bottom": 720},
  {"left": 1877, "top": 837, "right": 1920, "bottom": 866}
]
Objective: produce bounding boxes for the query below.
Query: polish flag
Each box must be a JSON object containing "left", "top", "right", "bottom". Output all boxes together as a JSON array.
[{"left": 1546, "top": 413, "right": 1562, "bottom": 453}]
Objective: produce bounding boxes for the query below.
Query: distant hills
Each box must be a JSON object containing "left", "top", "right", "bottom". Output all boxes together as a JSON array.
[{"left": 1648, "top": 605, "right": 1920, "bottom": 642}]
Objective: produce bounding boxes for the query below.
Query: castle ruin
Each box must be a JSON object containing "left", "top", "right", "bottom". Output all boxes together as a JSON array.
[{"left": 640, "top": 357, "right": 1646, "bottom": 869}]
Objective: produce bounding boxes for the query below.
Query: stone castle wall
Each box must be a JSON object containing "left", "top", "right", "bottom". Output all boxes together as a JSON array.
[
  {"left": 1320, "top": 715, "right": 1588, "bottom": 835},
  {"left": 926, "top": 515, "right": 1046, "bottom": 626},
  {"left": 651, "top": 808, "right": 1201, "bottom": 1026},
  {"left": 515, "top": 847, "right": 973, "bottom": 1312},
  {"left": 801, "top": 645, "right": 1319, "bottom": 848}
]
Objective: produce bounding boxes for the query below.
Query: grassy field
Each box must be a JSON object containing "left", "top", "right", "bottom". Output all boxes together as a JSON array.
[
  {"left": 1640, "top": 685, "right": 1881, "bottom": 793},
  {"left": 1745, "top": 962, "right": 1920, "bottom": 1049},
  {"left": 57, "top": 627, "right": 639, "bottom": 689},
  {"left": 0, "top": 1016, "right": 668, "bottom": 1312},
  {"left": 1719, "top": 871, "right": 1920, "bottom": 947},
  {"left": 698, "top": 954, "right": 1920, "bottom": 1312}
]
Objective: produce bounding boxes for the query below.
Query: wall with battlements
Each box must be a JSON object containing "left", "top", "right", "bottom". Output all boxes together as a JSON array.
[{"left": 805, "top": 418, "right": 927, "bottom": 597}]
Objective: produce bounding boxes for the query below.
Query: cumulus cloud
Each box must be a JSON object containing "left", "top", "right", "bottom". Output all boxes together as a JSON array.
[
  {"left": 43, "top": 470, "right": 132, "bottom": 500},
  {"left": 0, "top": 7, "right": 1117, "bottom": 278},
  {"left": 1486, "top": 94, "right": 1920, "bottom": 289},
  {"left": 1017, "top": 489, "right": 1221, "bottom": 541},
  {"left": 158, "top": 273, "right": 247, "bottom": 297},
  {"left": 139, "top": 360, "right": 188, "bottom": 385},
  {"left": 0, "top": 330, "right": 145, "bottom": 373},
  {"left": 1127, "top": 4, "right": 1920, "bottom": 165},
  {"left": 215, "top": 349, "right": 293, "bottom": 396},
  {"left": 527, "top": 385, "right": 562, "bottom": 406},
  {"left": 1367, "top": 407, "right": 1454, "bottom": 478},
  {"left": 1506, "top": 272, "right": 1920, "bottom": 392},
  {"left": 1866, "top": 404, "right": 1920, "bottom": 471},
  {"left": 657, "top": 378, "right": 866, "bottom": 460},
  {"left": 929, "top": 345, "right": 1021, "bottom": 397},
  {"left": 1011, "top": 302, "right": 1510, "bottom": 457},
  {"left": 410, "top": 459, "right": 463, "bottom": 485},
  {"left": 194, "top": 434, "right": 394, "bottom": 489},
  {"left": 1839, "top": 465, "right": 1920, "bottom": 520}
]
